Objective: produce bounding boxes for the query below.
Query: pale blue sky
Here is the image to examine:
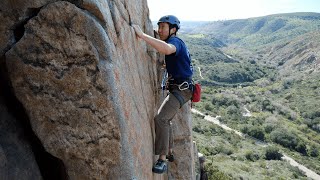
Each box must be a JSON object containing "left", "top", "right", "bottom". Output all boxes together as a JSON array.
[{"left": 147, "top": 0, "right": 320, "bottom": 21}]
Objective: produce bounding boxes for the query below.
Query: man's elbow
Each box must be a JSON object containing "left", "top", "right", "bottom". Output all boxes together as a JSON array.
[
  {"left": 163, "top": 50, "right": 174, "bottom": 55},
  {"left": 158, "top": 48, "right": 173, "bottom": 55},
  {"left": 163, "top": 47, "right": 176, "bottom": 55}
]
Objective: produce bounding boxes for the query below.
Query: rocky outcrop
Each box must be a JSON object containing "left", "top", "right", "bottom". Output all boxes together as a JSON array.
[{"left": 1, "top": 0, "right": 195, "bottom": 179}]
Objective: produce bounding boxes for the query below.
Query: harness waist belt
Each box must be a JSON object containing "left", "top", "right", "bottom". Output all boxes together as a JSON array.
[{"left": 168, "top": 77, "right": 192, "bottom": 84}]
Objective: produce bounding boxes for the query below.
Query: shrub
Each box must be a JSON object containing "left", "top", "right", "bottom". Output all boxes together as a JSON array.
[
  {"left": 193, "top": 125, "right": 202, "bottom": 133},
  {"left": 295, "top": 142, "right": 307, "bottom": 155},
  {"left": 249, "top": 126, "right": 265, "bottom": 141},
  {"left": 302, "top": 110, "right": 320, "bottom": 119},
  {"left": 305, "top": 117, "right": 320, "bottom": 132},
  {"left": 205, "top": 103, "right": 213, "bottom": 111},
  {"left": 199, "top": 145, "right": 218, "bottom": 156},
  {"left": 270, "top": 129, "right": 297, "bottom": 149},
  {"left": 214, "top": 145, "right": 233, "bottom": 155},
  {"left": 241, "top": 125, "right": 249, "bottom": 134},
  {"left": 251, "top": 116, "right": 265, "bottom": 126},
  {"left": 211, "top": 94, "right": 240, "bottom": 108},
  {"left": 264, "top": 124, "right": 275, "bottom": 133},
  {"left": 309, "top": 145, "right": 319, "bottom": 157},
  {"left": 205, "top": 162, "right": 232, "bottom": 180},
  {"left": 282, "top": 78, "right": 295, "bottom": 89},
  {"left": 226, "top": 105, "right": 243, "bottom": 120},
  {"left": 265, "top": 146, "right": 282, "bottom": 160},
  {"left": 270, "top": 129, "right": 307, "bottom": 154},
  {"left": 245, "top": 150, "right": 260, "bottom": 161},
  {"left": 262, "top": 99, "right": 275, "bottom": 112}
]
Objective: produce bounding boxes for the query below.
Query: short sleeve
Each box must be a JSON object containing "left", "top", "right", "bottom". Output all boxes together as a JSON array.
[{"left": 167, "top": 37, "right": 181, "bottom": 56}]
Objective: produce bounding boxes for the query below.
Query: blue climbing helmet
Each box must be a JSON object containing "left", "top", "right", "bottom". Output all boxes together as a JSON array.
[{"left": 157, "top": 15, "right": 180, "bottom": 30}]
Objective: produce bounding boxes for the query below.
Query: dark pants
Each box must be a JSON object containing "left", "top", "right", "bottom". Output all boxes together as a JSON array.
[{"left": 154, "top": 88, "right": 192, "bottom": 155}]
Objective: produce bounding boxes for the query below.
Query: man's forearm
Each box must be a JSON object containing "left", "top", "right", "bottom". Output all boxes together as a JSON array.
[{"left": 140, "top": 33, "right": 175, "bottom": 55}]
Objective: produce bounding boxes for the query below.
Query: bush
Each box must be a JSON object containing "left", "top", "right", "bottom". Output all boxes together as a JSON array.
[
  {"left": 205, "top": 103, "right": 213, "bottom": 111},
  {"left": 270, "top": 129, "right": 297, "bottom": 149},
  {"left": 251, "top": 116, "right": 265, "bottom": 126},
  {"left": 193, "top": 125, "right": 202, "bottom": 133},
  {"left": 262, "top": 99, "right": 275, "bottom": 112},
  {"left": 309, "top": 145, "right": 319, "bottom": 157},
  {"left": 264, "top": 124, "right": 275, "bottom": 133},
  {"left": 305, "top": 117, "right": 320, "bottom": 132},
  {"left": 265, "top": 146, "right": 282, "bottom": 160},
  {"left": 205, "top": 162, "right": 232, "bottom": 180},
  {"left": 302, "top": 110, "right": 320, "bottom": 119},
  {"left": 211, "top": 94, "right": 240, "bottom": 108},
  {"left": 199, "top": 145, "right": 218, "bottom": 156},
  {"left": 295, "top": 142, "right": 307, "bottom": 155},
  {"left": 214, "top": 145, "right": 233, "bottom": 155},
  {"left": 241, "top": 126, "right": 249, "bottom": 134},
  {"left": 247, "top": 126, "right": 265, "bottom": 141},
  {"left": 270, "top": 129, "right": 307, "bottom": 154},
  {"left": 242, "top": 124, "right": 265, "bottom": 140},
  {"left": 226, "top": 105, "right": 243, "bottom": 120},
  {"left": 245, "top": 150, "right": 260, "bottom": 161}
]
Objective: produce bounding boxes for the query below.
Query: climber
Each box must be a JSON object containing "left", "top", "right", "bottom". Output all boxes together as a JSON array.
[{"left": 132, "top": 15, "right": 193, "bottom": 174}]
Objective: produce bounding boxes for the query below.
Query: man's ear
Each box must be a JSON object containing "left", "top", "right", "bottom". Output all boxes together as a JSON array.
[{"left": 170, "top": 27, "right": 177, "bottom": 34}]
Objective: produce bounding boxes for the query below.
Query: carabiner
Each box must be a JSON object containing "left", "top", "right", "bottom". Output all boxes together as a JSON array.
[{"left": 178, "top": 81, "right": 189, "bottom": 91}]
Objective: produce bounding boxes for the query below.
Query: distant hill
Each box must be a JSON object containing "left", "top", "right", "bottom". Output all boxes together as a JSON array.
[
  {"left": 258, "top": 31, "right": 320, "bottom": 75},
  {"left": 152, "top": 20, "right": 209, "bottom": 32},
  {"left": 181, "top": 12, "right": 320, "bottom": 80},
  {"left": 189, "top": 12, "right": 320, "bottom": 48}
]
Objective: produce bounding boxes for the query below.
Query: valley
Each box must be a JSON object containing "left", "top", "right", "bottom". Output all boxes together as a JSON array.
[{"left": 180, "top": 12, "right": 320, "bottom": 179}]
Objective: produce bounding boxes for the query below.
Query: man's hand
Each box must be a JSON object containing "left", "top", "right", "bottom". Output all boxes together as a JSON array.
[
  {"left": 132, "top": 24, "right": 144, "bottom": 38},
  {"left": 131, "top": 24, "right": 176, "bottom": 55}
]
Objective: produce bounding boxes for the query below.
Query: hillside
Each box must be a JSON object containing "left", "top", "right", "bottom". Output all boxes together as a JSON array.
[
  {"left": 189, "top": 12, "right": 320, "bottom": 49},
  {"left": 257, "top": 31, "right": 320, "bottom": 75},
  {"left": 181, "top": 33, "right": 276, "bottom": 85},
  {"left": 182, "top": 12, "right": 320, "bottom": 179}
]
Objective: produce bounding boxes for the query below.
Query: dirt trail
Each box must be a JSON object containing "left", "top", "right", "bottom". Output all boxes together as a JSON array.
[{"left": 191, "top": 108, "right": 320, "bottom": 180}]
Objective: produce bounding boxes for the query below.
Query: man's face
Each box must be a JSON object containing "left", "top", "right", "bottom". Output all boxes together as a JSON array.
[{"left": 158, "top": 22, "right": 172, "bottom": 41}]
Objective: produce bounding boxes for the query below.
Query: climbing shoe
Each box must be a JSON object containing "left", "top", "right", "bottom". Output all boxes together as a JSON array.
[
  {"left": 166, "top": 154, "right": 174, "bottom": 162},
  {"left": 152, "top": 159, "right": 167, "bottom": 174}
]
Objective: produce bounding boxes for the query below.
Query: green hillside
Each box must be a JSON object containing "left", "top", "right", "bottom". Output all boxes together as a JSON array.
[
  {"left": 181, "top": 33, "right": 276, "bottom": 85},
  {"left": 182, "top": 12, "right": 320, "bottom": 179},
  {"left": 190, "top": 12, "right": 320, "bottom": 49}
]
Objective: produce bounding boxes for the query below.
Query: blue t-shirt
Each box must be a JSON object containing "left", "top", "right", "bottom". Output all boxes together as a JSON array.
[{"left": 165, "top": 37, "right": 193, "bottom": 79}]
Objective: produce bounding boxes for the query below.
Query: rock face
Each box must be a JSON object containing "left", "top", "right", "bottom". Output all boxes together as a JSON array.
[
  {"left": 1, "top": 0, "right": 195, "bottom": 179},
  {"left": 0, "top": 97, "right": 42, "bottom": 180}
]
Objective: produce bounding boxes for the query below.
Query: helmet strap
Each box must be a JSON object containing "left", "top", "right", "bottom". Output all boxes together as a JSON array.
[{"left": 164, "top": 24, "right": 176, "bottom": 42}]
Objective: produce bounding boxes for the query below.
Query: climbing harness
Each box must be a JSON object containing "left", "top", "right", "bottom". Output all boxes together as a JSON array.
[
  {"left": 167, "top": 77, "right": 193, "bottom": 92},
  {"left": 168, "top": 77, "right": 193, "bottom": 108}
]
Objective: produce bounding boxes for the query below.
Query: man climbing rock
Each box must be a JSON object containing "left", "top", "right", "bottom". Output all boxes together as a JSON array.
[{"left": 132, "top": 15, "right": 193, "bottom": 174}]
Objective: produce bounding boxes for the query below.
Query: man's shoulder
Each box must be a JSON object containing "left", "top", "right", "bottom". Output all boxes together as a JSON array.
[
  {"left": 167, "top": 36, "right": 186, "bottom": 48},
  {"left": 168, "top": 36, "right": 184, "bottom": 42}
]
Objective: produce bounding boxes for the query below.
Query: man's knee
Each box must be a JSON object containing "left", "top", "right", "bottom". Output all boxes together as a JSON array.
[
  {"left": 154, "top": 114, "right": 169, "bottom": 126},
  {"left": 154, "top": 114, "right": 163, "bottom": 124}
]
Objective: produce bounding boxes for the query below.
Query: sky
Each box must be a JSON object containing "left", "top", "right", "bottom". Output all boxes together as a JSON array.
[{"left": 147, "top": 0, "right": 320, "bottom": 21}]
